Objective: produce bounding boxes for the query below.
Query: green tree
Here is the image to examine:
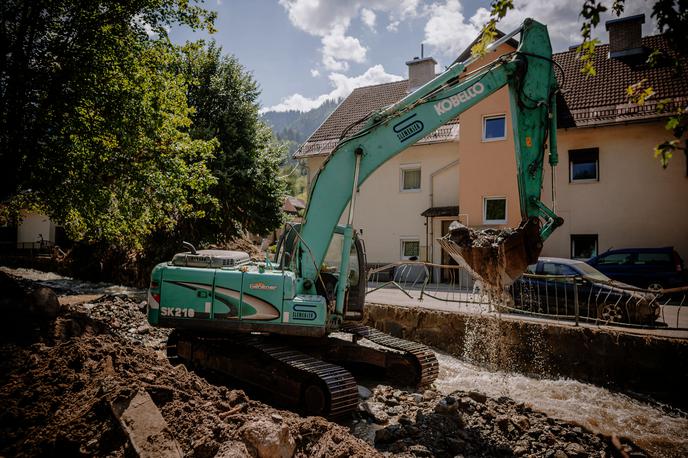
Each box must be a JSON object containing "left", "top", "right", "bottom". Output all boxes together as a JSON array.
[
  {"left": 177, "top": 41, "right": 286, "bottom": 243},
  {"left": 0, "top": 0, "right": 218, "bottom": 248},
  {"left": 475, "top": 0, "right": 686, "bottom": 168}
]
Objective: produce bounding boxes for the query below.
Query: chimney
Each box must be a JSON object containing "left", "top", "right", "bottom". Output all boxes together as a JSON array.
[
  {"left": 406, "top": 56, "right": 437, "bottom": 92},
  {"left": 605, "top": 14, "right": 645, "bottom": 59}
]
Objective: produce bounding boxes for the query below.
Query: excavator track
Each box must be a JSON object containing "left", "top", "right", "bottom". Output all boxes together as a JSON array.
[
  {"left": 339, "top": 323, "right": 439, "bottom": 387},
  {"left": 167, "top": 331, "right": 359, "bottom": 418}
]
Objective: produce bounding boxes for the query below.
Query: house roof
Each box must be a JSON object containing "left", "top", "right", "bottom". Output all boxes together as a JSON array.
[
  {"left": 295, "top": 79, "right": 460, "bottom": 158},
  {"left": 453, "top": 29, "right": 519, "bottom": 65},
  {"left": 283, "top": 196, "right": 306, "bottom": 214},
  {"left": 553, "top": 35, "right": 688, "bottom": 128},
  {"left": 296, "top": 33, "right": 686, "bottom": 158}
]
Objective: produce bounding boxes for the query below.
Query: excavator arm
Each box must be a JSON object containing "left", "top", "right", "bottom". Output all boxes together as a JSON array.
[{"left": 297, "top": 19, "right": 563, "bottom": 316}]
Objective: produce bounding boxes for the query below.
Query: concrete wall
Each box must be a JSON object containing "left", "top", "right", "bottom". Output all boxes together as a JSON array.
[
  {"left": 305, "top": 141, "right": 460, "bottom": 265},
  {"left": 541, "top": 122, "right": 688, "bottom": 260},
  {"left": 365, "top": 303, "right": 688, "bottom": 409},
  {"left": 17, "top": 212, "right": 55, "bottom": 246}
]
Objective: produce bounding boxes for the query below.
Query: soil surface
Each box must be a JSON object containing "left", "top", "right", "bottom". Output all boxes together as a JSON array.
[
  {"left": 353, "top": 385, "right": 643, "bottom": 457},
  {"left": 0, "top": 269, "right": 645, "bottom": 457},
  {"left": 0, "top": 271, "right": 376, "bottom": 458}
]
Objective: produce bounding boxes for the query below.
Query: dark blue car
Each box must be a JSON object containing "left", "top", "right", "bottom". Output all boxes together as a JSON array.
[
  {"left": 586, "top": 247, "right": 687, "bottom": 291},
  {"left": 511, "top": 258, "right": 659, "bottom": 324}
]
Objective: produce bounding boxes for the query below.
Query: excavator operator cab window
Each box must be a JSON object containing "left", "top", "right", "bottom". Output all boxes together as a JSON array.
[{"left": 322, "top": 233, "right": 360, "bottom": 286}]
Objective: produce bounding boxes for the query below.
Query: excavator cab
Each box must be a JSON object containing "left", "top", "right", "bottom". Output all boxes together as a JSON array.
[{"left": 275, "top": 224, "right": 367, "bottom": 321}]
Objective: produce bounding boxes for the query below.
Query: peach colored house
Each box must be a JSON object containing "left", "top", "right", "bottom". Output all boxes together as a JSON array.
[{"left": 295, "top": 15, "right": 688, "bottom": 280}]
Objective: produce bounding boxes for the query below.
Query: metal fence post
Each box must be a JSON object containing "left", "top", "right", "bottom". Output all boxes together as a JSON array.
[{"left": 573, "top": 276, "right": 580, "bottom": 326}]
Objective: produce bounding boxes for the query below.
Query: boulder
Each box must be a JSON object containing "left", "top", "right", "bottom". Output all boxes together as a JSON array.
[
  {"left": 242, "top": 419, "right": 295, "bottom": 458},
  {"left": 27, "top": 286, "right": 60, "bottom": 319}
]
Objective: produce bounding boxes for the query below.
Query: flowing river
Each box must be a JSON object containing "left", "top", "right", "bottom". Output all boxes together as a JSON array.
[
  {"left": 435, "top": 352, "right": 688, "bottom": 457},
  {"left": 4, "top": 267, "right": 687, "bottom": 456}
]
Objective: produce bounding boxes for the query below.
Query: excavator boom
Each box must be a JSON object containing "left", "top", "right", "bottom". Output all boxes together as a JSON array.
[
  {"left": 298, "top": 18, "right": 562, "bottom": 298},
  {"left": 146, "top": 18, "right": 563, "bottom": 418}
]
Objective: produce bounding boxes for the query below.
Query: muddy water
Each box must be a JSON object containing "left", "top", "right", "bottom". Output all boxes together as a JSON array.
[
  {"left": 0, "top": 267, "right": 146, "bottom": 300},
  {"left": 435, "top": 352, "right": 688, "bottom": 457}
]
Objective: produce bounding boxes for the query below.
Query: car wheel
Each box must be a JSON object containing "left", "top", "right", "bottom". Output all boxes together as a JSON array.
[
  {"left": 647, "top": 283, "right": 663, "bottom": 292},
  {"left": 598, "top": 303, "right": 624, "bottom": 323}
]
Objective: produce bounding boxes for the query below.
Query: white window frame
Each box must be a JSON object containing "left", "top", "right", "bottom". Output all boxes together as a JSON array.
[
  {"left": 483, "top": 196, "right": 507, "bottom": 225},
  {"left": 400, "top": 163, "right": 421, "bottom": 192},
  {"left": 482, "top": 114, "right": 507, "bottom": 142},
  {"left": 569, "top": 152, "right": 599, "bottom": 183},
  {"left": 400, "top": 238, "right": 420, "bottom": 260}
]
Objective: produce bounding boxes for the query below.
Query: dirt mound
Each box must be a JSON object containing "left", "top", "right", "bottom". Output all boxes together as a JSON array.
[
  {"left": 0, "top": 298, "right": 378, "bottom": 457},
  {"left": 355, "top": 385, "right": 644, "bottom": 457}
]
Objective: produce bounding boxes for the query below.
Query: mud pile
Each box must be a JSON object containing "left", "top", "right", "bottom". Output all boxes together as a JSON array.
[
  {"left": 355, "top": 385, "right": 644, "bottom": 457},
  {"left": 0, "top": 273, "right": 377, "bottom": 458}
]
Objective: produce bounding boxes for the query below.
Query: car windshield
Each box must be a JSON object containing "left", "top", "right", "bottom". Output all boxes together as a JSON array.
[{"left": 574, "top": 262, "right": 611, "bottom": 282}]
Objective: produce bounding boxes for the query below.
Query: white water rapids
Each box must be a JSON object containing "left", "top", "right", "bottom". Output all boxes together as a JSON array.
[{"left": 435, "top": 352, "right": 688, "bottom": 457}]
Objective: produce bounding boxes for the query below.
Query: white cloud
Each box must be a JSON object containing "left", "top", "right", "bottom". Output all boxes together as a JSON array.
[
  {"left": 310, "top": 68, "right": 320, "bottom": 77},
  {"left": 279, "top": 0, "right": 421, "bottom": 73},
  {"left": 361, "top": 8, "right": 377, "bottom": 30},
  {"left": 422, "top": 0, "right": 656, "bottom": 60},
  {"left": 386, "top": 20, "right": 400, "bottom": 32},
  {"left": 262, "top": 65, "right": 403, "bottom": 113},
  {"left": 321, "top": 26, "right": 367, "bottom": 70},
  {"left": 422, "top": 0, "right": 482, "bottom": 59}
]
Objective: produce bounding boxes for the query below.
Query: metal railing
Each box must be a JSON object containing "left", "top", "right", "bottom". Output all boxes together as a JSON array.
[{"left": 366, "top": 261, "right": 688, "bottom": 331}]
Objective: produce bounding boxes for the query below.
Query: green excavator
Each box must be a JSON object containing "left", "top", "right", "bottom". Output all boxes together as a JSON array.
[{"left": 147, "top": 18, "right": 563, "bottom": 417}]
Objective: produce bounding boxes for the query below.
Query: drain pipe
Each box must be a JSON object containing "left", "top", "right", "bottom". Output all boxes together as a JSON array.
[{"left": 428, "top": 159, "right": 460, "bottom": 265}]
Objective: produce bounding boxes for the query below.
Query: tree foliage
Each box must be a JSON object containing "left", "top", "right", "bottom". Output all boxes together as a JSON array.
[
  {"left": 0, "top": 0, "right": 220, "bottom": 248},
  {"left": 177, "top": 41, "right": 286, "bottom": 242}
]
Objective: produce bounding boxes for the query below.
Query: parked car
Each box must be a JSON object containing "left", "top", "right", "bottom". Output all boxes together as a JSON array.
[
  {"left": 510, "top": 257, "right": 659, "bottom": 325},
  {"left": 586, "top": 247, "right": 687, "bottom": 291}
]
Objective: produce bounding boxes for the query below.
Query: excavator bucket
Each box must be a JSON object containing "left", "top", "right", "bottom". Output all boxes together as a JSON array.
[{"left": 438, "top": 218, "right": 543, "bottom": 288}]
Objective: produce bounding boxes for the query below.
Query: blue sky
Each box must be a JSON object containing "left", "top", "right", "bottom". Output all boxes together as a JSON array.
[{"left": 170, "top": 0, "right": 655, "bottom": 112}]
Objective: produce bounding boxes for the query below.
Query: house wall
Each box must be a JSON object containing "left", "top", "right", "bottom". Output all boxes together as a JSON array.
[
  {"left": 304, "top": 141, "right": 460, "bottom": 265},
  {"left": 17, "top": 212, "right": 55, "bottom": 247},
  {"left": 541, "top": 121, "right": 688, "bottom": 260},
  {"left": 456, "top": 43, "right": 522, "bottom": 231},
  {"left": 456, "top": 85, "right": 521, "bottom": 229}
]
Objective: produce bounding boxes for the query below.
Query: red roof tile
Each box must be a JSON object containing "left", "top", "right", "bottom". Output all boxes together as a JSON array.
[{"left": 554, "top": 35, "right": 688, "bottom": 127}]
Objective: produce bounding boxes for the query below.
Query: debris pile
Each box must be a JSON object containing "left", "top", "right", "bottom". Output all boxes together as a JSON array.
[
  {"left": 0, "top": 269, "right": 646, "bottom": 458},
  {"left": 0, "top": 271, "right": 377, "bottom": 458},
  {"left": 439, "top": 220, "right": 542, "bottom": 290},
  {"left": 354, "top": 385, "right": 644, "bottom": 457}
]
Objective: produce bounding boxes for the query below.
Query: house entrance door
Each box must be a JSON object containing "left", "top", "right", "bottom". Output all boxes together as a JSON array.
[{"left": 440, "top": 220, "right": 459, "bottom": 283}]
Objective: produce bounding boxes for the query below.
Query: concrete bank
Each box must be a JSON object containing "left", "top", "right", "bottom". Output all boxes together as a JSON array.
[{"left": 364, "top": 303, "right": 688, "bottom": 409}]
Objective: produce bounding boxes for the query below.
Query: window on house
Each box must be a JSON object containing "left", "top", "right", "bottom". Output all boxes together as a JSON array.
[
  {"left": 569, "top": 148, "right": 599, "bottom": 182},
  {"left": 483, "top": 197, "right": 507, "bottom": 224},
  {"left": 401, "top": 240, "right": 420, "bottom": 260},
  {"left": 482, "top": 115, "right": 506, "bottom": 141},
  {"left": 571, "top": 234, "right": 598, "bottom": 259},
  {"left": 400, "top": 165, "right": 421, "bottom": 191}
]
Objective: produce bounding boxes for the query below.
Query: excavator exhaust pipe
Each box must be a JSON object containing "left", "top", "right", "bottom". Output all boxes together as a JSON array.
[{"left": 438, "top": 218, "right": 543, "bottom": 288}]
